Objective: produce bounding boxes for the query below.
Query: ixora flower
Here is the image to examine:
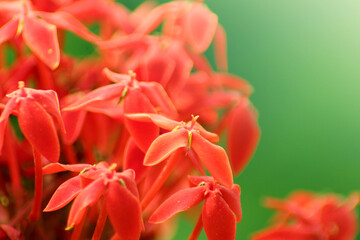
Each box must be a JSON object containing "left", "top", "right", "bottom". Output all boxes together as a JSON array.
[
  {"left": 43, "top": 162, "right": 143, "bottom": 240},
  {"left": 149, "top": 175, "right": 241, "bottom": 240},
  {"left": 0, "top": 0, "right": 99, "bottom": 69},
  {"left": 0, "top": 81, "right": 64, "bottom": 220},
  {"left": 252, "top": 191, "right": 360, "bottom": 240}
]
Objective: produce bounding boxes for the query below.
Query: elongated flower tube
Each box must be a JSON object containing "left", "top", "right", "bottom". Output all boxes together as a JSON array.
[{"left": 150, "top": 175, "right": 241, "bottom": 240}]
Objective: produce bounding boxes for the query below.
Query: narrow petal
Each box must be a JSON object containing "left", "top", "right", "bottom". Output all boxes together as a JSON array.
[
  {"left": 18, "top": 98, "right": 60, "bottom": 163},
  {"left": 184, "top": 3, "right": 218, "bottom": 53},
  {"left": 105, "top": 180, "right": 143, "bottom": 240},
  {"left": 144, "top": 129, "right": 187, "bottom": 166},
  {"left": 219, "top": 185, "right": 242, "bottom": 222},
  {"left": 0, "top": 224, "right": 22, "bottom": 240},
  {"left": 67, "top": 178, "right": 105, "bottom": 227},
  {"left": 23, "top": 15, "right": 60, "bottom": 70},
  {"left": 42, "top": 163, "right": 91, "bottom": 175},
  {"left": 36, "top": 11, "right": 101, "bottom": 43},
  {"left": 193, "top": 122, "right": 219, "bottom": 143},
  {"left": 149, "top": 186, "right": 206, "bottom": 223},
  {"left": 115, "top": 169, "right": 140, "bottom": 198},
  {"left": 228, "top": 100, "right": 260, "bottom": 175},
  {"left": 191, "top": 133, "right": 233, "bottom": 188},
  {"left": 125, "top": 113, "right": 179, "bottom": 130},
  {"left": 44, "top": 176, "right": 81, "bottom": 212},
  {"left": 62, "top": 84, "right": 126, "bottom": 111},
  {"left": 0, "top": 17, "right": 19, "bottom": 46},
  {"left": 0, "top": 98, "right": 18, "bottom": 153},
  {"left": 139, "top": 81, "right": 178, "bottom": 117},
  {"left": 202, "top": 192, "right": 236, "bottom": 240},
  {"left": 103, "top": 68, "right": 131, "bottom": 83}
]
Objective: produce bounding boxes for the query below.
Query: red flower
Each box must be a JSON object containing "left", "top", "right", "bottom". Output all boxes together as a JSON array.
[
  {"left": 149, "top": 175, "right": 241, "bottom": 240},
  {"left": 43, "top": 162, "right": 144, "bottom": 240},
  {"left": 252, "top": 191, "right": 359, "bottom": 240},
  {"left": 0, "top": 0, "right": 99, "bottom": 69},
  {"left": 125, "top": 113, "right": 233, "bottom": 188},
  {"left": 0, "top": 81, "right": 64, "bottom": 163}
]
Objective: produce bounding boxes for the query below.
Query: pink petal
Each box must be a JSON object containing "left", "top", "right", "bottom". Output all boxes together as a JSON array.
[
  {"left": 103, "top": 68, "right": 131, "bottom": 83},
  {"left": 219, "top": 185, "right": 242, "bottom": 222},
  {"left": 139, "top": 81, "right": 177, "bottom": 117},
  {"left": 18, "top": 98, "right": 60, "bottom": 163},
  {"left": 228, "top": 99, "right": 260, "bottom": 175},
  {"left": 202, "top": 192, "right": 236, "bottom": 240},
  {"left": 42, "top": 163, "right": 91, "bottom": 175},
  {"left": 125, "top": 113, "right": 179, "bottom": 130},
  {"left": 0, "top": 17, "right": 19, "bottom": 46},
  {"left": 105, "top": 180, "right": 143, "bottom": 240},
  {"left": 149, "top": 186, "right": 206, "bottom": 223},
  {"left": 191, "top": 132, "right": 233, "bottom": 188},
  {"left": 184, "top": 3, "right": 218, "bottom": 53},
  {"left": 67, "top": 178, "right": 105, "bottom": 227},
  {"left": 44, "top": 175, "right": 81, "bottom": 212},
  {"left": 36, "top": 11, "right": 100, "bottom": 43},
  {"left": 23, "top": 15, "right": 60, "bottom": 70},
  {"left": 144, "top": 129, "right": 188, "bottom": 166},
  {"left": 215, "top": 73, "right": 253, "bottom": 97}
]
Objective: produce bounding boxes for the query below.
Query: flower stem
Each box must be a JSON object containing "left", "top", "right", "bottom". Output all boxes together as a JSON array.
[
  {"left": 188, "top": 212, "right": 203, "bottom": 240},
  {"left": 91, "top": 199, "right": 107, "bottom": 240},
  {"left": 29, "top": 148, "right": 43, "bottom": 221}
]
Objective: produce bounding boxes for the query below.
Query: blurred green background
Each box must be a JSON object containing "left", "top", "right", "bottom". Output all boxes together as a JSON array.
[{"left": 67, "top": 0, "right": 360, "bottom": 239}]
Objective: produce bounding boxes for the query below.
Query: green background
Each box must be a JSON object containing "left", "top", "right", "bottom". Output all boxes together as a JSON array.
[{"left": 67, "top": 0, "right": 360, "bottom": 239}]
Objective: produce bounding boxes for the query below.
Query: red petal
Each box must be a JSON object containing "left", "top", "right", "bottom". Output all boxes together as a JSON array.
[
  {"left": 0, "top": 98, "right": 18, "bottom": 153},
  {"left": 36, "top": 11, "right": 100, "bottom": 43},
  {"left": 63, "top": 84, "right": 126, "bottom": 111},
  {"left": 23, "top": 15, "right": 60, "bottom": 70},
  {"left": 219, "top": 185, "right": 242, "bottom": 222},
  {"left": 42, "top": 163, "right": 91, "bottom": 175},
  {"left": 144, "top": 129, "right": 188, "bottom": 166},
  {"left": 191, "top": 133, "right": 233, "bottom": 188},
  {"left": 114, "top": 169, "right": 140, "bottom": 199},
  {"left": 124, "top": 138, "right": 147, "bottom": 182},
  {"left": 202, "top": 192, "right": 236, "bottom": 240},
  {"left": 18, "top": 98, "right": 60, "bottom": 163},
  {"left": 228, "top": 99, "right": 260, "bottom": 175},
  {"left": 184, "top": 3, "right": 218, "bottom": 53},
  {"left": 139, "top": 81, "right": 177, "bottom": 117},
  {"left": 44, "top": 176, "right": 81, "bottom": 212},
  {"left": 67, "top": 178, "right": 105, "bottom": 227},
  {"left": 123, "top": 88, "right": 159, "bottom": 152},
  {"left": 105, "top": 180, "right": 143, "bottom": 240},
  {"left": 149, "top": 186, "right": 205, "bottom": 223},
  {"left": 61, "top": 110, "right": 86, "bottom": 144},
  {"left": 125, "top": 113, "right": 179, "bottom": 130},
  {"left": 214, "top": 24, "right": 228, "bottom": 71},
  {"left": 0, "top": 224, "right": 22, "bottom": 240},
  {"left": 0, "top": 17, "right": 19, "bottom": 46},
  {"left": 27, "top": 89, "right": 65, "bottom": 134},
  {"left": 193, "top": 122, "right": 219, "bottom": 143},
  {"left": 103, "top": 67, "right": 131, "bottom": 83},
  {"left": 252, "top": 226, "right": 316, "bottom": 240}
]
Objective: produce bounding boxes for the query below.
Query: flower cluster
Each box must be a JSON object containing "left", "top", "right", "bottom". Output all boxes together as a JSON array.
[
  {"left": 0, "top": 0, "right": 260, "bottom": 239},
  {"left": 0, "top": 0, "right": 358, "bottom": 240}
]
